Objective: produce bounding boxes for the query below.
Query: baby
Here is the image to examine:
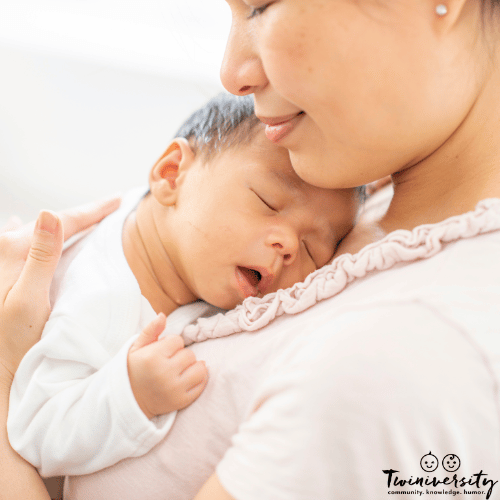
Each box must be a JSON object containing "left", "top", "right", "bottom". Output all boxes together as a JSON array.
[{"left": 8, "top": 94, "right": 360, "bottom": 477}]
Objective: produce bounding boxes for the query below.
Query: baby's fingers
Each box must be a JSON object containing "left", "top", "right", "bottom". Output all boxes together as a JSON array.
[
  {"left": 158, "top": 334, "right": 185, "bottom": 358},
  {"left": 177, "top": 361, "right": 208, "bottom": 408},
  {"left": 181, "top": 360, "right": 208, "bottom": 389},
  {"left": 129, "top": 313, "right": 166, "bottom": 354},
  {"left": 170, "top": 347, "right": 197, "bottom": 372}
]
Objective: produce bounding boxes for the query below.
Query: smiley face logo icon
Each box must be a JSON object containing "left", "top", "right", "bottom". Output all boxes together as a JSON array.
[
  {"left": 442, "top": 454, "right": 461, "bottom": 472},
  {"left": 420, "top": 451, "right": 439, "bottom": 472}
]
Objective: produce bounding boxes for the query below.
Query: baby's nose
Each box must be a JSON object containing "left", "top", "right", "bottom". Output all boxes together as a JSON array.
[{"left": 267, "top": 228, "right": 299, "bottom": 266}]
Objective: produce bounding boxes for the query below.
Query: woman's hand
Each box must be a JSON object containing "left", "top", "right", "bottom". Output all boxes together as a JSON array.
[
  {"left": 0, "top": 198, "right": 120, "bottom": 383},
  {"left": 0, "top": 200, "right": 122, "bottom": 381},
  {"left": 0, "top": 198, "right": 120, "bottom": 500}
]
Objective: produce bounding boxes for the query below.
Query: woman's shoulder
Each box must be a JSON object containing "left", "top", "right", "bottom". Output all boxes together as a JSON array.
[
  {"left": 265, "top": 299, "right": 496, "bottom": 380},
  {"left": 218, "top": 300, "right": 500, "bottom": 498},
  {"left": 269, "top": 299, "right": 500, "bottom": 439}
]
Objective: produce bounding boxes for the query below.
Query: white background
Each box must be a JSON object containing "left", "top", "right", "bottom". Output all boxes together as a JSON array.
[{"left": 0, "top": 0, "right": 231, "bottom": 225}]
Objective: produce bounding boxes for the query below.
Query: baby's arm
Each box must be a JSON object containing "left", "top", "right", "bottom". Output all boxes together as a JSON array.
[
  {"left": 127, "top": 313, "right": 208, "bottom": 420},
  {"left": 7, "top": 310, "right": 204, "bottom": 477}
]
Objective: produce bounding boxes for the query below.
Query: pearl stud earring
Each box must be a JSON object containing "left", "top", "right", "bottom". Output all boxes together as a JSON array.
[{"left": 436, "top": 4, "right": 448, "bottom": 16}]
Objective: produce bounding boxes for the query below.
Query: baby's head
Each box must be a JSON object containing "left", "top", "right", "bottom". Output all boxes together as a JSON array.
[{"left": 147, "top": 94, "right": 361, "bottom": 309}]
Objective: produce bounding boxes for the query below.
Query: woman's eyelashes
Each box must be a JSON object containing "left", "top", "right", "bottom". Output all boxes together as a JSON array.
[{"left": 247, "top": 3, "right": 271, "bottom": 19}]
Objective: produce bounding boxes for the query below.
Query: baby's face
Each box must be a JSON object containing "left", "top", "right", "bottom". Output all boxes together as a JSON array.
[{"left": 167, "top": 131, "right": 358, "bottom": 309}]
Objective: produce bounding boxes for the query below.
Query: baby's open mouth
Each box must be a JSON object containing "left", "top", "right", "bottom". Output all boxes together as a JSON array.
[
  {"left": 235, "top": 266, "right": 263, "bottom": 299},
  {"left": 235, "top": 266, "right": 274, "bottom": 299},
  {"left": 238, "top": 267, "right": 262, "bottom": 286}
]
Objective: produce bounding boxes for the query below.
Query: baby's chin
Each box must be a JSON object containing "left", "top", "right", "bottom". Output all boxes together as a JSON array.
[{"left": 201, "top": 293, "right": 242, "bottom": 312}]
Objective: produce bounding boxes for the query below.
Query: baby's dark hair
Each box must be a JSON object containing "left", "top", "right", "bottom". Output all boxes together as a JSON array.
[
  {"left": 174, "top": 92, "right": 366, "bottom": 200},
  {"left": 174, "top": 93, "right": 262, "bottom": 159}
]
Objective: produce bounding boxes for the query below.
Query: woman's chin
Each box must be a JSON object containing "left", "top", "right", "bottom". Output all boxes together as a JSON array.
[{"left": 288, "top": 149, "right": 352, "bottom": 189}]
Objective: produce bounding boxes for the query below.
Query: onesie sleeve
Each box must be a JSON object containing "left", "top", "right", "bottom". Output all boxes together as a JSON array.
[
  {"left": 7, "top": 314, "right": 175, "bottom": 477},
  {"left": 216, "top": 302, "right": 500, "bottom": 500}
]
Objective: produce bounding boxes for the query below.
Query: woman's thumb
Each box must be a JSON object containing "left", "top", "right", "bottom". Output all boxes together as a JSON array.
[
  {"left": 14, "top": 210, "right": 64, "bottom": 303},
  {"left": 130, "top": 313, "right": 167, "bottom": 353}
]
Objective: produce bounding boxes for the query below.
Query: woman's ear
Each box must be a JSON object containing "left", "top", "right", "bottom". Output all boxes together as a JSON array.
[
  {"left": 431, "top": 0, "right": 468, "bottom": 35},
  {"left": 149, "top": 138, "right": 196, "bottom": 206}
]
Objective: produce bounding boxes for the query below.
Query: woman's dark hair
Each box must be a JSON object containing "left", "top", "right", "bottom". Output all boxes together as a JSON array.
[
  {"left": 174, "top": 93, "right": 262, "bottom": 159},
  {"left": 482, "top": 0, "right": 500, "bottom": 19}
]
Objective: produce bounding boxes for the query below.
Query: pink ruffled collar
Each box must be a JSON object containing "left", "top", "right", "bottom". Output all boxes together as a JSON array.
[{"left": 182, "top": 199, "right": 500, "bottom": 345}]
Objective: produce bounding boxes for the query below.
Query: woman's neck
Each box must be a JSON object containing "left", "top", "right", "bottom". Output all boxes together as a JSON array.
[
  {"left": 338, "top": 65, "right": 500, "bottom": 256},
  {"left": 380, "top": 65, "right": 500, "bottom": 234},
  {"left": 122, "top": 195, "right": 197, "bottom": 316}
]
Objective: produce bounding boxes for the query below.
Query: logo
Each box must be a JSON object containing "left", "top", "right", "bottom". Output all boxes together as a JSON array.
[
  {"left": 420, "top": 451, "right": 439, "bottom": 473},
  {"left": 442, "top": 454, "right": 461, "bottom": 473},
  {"left": 383, "top": 452, "right": 498, "bottom": 498}
]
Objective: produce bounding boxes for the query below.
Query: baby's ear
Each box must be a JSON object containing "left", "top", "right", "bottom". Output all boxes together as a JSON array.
[{"left": 149, "top": 138, "right": 195, "bottom": 206}]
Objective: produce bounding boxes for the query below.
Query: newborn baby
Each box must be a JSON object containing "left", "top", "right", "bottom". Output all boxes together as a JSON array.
[{"left": 8, "top": 94, "right": 360, "bottom": 476}]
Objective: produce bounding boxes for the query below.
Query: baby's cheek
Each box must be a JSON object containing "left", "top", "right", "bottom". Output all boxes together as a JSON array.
[{"left": 287, "top": 258, "right": 316, "bottom": 290}]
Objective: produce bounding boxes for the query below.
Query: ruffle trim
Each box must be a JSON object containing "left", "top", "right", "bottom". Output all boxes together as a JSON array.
[{"left": 182, "top": 199, "right": 500, "bottom": 345}]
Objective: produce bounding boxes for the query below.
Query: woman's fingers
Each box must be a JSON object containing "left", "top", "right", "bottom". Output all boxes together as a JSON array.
[
  {"left": 0, "top": 196, "right": 121, "bottom": 376},
  {"left": 1, "top": 211, "right": 64, "bottom": 374},
  {"left": 0, "top": 195, "right": 121, "bottom": 269},
  {"left": 0, "top": 196, "right": 121, "bottom": 300},
  {"left": 0, "top": 216, "right": 23, "bottom": 234},
  {"left": 59, "top": 196, "right": 121, "bottom": 242},
  {"left": 12, "top": 211, "right": 63, "bottom": 306}
]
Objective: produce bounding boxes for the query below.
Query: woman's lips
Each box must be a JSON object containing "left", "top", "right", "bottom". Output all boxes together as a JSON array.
[{"left": 259, "top": 112, "right": 305, "bottom": 144}]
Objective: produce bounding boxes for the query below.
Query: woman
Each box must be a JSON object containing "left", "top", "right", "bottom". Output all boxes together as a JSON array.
[{"left": 1, "top": 0, "right": 500, "bottom": 498}]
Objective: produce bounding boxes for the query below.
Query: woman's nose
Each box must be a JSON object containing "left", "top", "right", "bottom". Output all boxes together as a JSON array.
[
  {"left": 220, "top": 19, "right": 268, "bottom": 96},
  {"left": 266, "top": 227, "right": 300, "bottom": 266}
]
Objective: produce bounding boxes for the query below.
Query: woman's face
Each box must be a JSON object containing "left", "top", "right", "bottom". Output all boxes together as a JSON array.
[{"left": 220, "top": 0, "right": 483, "bottom": 189}]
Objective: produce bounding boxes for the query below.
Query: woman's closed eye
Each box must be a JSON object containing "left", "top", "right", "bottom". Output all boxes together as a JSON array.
[{"left": 247, "top": 3, "right": 271, "bottom": 19}]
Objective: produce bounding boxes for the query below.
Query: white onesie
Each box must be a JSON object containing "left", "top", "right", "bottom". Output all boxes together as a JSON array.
[{"left": 7, "top": 187, "right": 220, "bottom": 477}]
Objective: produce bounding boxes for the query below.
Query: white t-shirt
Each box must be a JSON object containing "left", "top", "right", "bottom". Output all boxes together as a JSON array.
[
  {"left": 65, "top": 199, "right": 500, "bottom": 499},
  {"left": 8, "top": 187, "right": 221, "bottom": 477}
]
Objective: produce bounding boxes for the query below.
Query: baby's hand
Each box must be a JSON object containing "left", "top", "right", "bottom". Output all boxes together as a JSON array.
[{"left": 127, "top": 313, "right": 208, "bottom": 420}]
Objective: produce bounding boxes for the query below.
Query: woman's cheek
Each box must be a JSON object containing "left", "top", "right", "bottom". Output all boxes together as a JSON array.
[{"left": 258, "top": 11, "right": 308, "bottom": 86}]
